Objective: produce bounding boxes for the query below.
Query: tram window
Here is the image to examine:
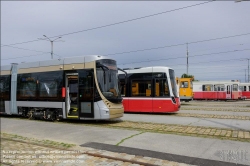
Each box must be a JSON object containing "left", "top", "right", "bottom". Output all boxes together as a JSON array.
[
  {"left": 21, "top": 82, "right": 36, "bottom": 97},
  {"left": 78, "top": 70, "right": 94, "bottom": 100},
  {"left": 214, "top": 84, "right": 224, "bottom": 91},
  {"left": 202, "top": 84, "right": 213, "bottom": 91},
  {"left": 39, "top": 81, "right": 58, "bottom": 97},
  {"left": 239, "top": 86, "right": 245, "bottom": 91},
  {"left": 220, "top": 85, "right": 225, "bottom": 91},
  {"left": 232, "top": 84, "right": 238, "bottom": 91},
  {"left": 130, "top": 72, "right": 166, "bottom": 80},
  {"left": 17, "top": 74, "right": 37, "bottom": 98},
  {"left": 180, "top": 81, "right": 188, "bottom": 88},
  {"left": 190, "top": 81, "right": 193, "bottom": 89},
  {"left": 69, "top": 80, "right": 78, "bottom": 93},
  {"left": 0, "top": 75, "right": 10, "bottom": 100},
  {"left": 249, "top": 86, "right": 250, "bottom": 91},
  {"left": 155, "top": 79, "right": 170, "bottom": 97},
  {"left": 37, "top": 71, "right": 63, "bottom": 98},
  {"left": 227, "top": 85, "right": 230, "bottom": 94},
  {"left": 131, "top": 80, "right": 151, "bottom": 97},
  {"left": 0, "top": 81, "right": 3, "bottom": 92},
  {"left": 214, "top": 85, "right": 218, "bottom": 91},
  {"left": 119, "top": 79, "right": 126, "bottom": 96}
]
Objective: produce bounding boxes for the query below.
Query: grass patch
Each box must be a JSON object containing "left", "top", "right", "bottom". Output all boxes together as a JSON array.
[
  {"left": 0, "top": 132, "right": 76, "bottom": 149},
  {"left": 116, "top": 131, "right": 144, "bottom": 146}
]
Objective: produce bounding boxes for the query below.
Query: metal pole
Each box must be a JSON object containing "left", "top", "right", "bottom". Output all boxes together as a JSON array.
[
  {"left": 51, "top": 41, "right": 53, "bottom": 59},
  {"left": 248, "top": 58, "right": 249, "bottom": 82},
  {"left": 39, "top": 35, "right": 62, "bottom": 59},
  {"left": 186, "top": 43, "right": 189, "bottom": 75},
  {"left": 245, "top": 69, "right": 247, "bottom": 83}
]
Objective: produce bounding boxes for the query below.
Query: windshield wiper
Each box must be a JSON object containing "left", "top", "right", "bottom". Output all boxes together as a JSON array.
[{"left": 97, "top": 63, "right": 110, "bottom": 84}]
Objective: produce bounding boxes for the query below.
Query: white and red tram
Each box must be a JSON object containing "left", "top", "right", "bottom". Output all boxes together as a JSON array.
[
  {"left": 239, "top": 83, "right": 250, "bottom": 99},
  {"left": 118, "top": 66, "right": 180, "bottom": 113},
  {"left": 193, "top": 81, "right": 241, "bottom": 100}
]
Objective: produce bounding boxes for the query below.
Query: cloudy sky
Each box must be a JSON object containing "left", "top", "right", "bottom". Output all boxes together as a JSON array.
[{"left": 1, "top": 1, "right": 250, "bottom": 82}]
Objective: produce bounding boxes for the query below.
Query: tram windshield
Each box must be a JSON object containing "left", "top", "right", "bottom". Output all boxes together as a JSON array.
[
  {"left": 96, "top": 59, "right": 122, "bottom": 103},
  {"left": 169, "top": 69, "right": 178, "bottom": 98}
]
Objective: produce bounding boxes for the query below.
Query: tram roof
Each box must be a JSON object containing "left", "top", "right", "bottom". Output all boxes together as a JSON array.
[
  {"left": 239, "top": 82, "right": 250, "bottom": 85},
  {"left": 1, "top": 55, "right": 110, "bottom": 71},
  {"left": 119, "top": 66, "right": 173, "bottom": 74},
  {"left": 193, "top": 81, "right": 241, "bottom": 84}
]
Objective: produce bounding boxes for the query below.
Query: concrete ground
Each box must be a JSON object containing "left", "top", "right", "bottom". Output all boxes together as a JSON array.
[
  {"left": 121, "top": 114, "right": 250, "bottom": 131},
  {"left": 178, "top": 110, "right": 250, "bottom": 116},
  {"left": 2, "top": 132, "right": 189, "bottom": 166},
  {"left": 1, "top": 118, "right": 250, "bottom": 166},
  {"left": 121, "top": 100, "right": 250, "bottom": 131}
]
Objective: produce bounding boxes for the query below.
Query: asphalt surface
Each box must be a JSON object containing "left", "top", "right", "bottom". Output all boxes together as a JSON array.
[
  {"left": 178, "top": 110, "right": 250, "bottom": 116},
  {"left": 83, "top": 142, "right": 247, "bottom": 166},
  {"left": 121, "top": 114, "right": 250, "bottom": 131},
  {"left": 0, "top": 118, "right": 139, "bottom": 145},
  {"left": 1, "top": 118, "right": 250, "bottom": 165}
]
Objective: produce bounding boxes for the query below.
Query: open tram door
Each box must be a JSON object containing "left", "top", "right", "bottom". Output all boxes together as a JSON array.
[
  {"left": 226, "top": 84, "right": 232, "bottom": 100},
  {"left": 65, "top": 73, "right": 79, "bottom": 119},
  {"left": 65, "top": 70, "right": 95, "bottom": 119}
]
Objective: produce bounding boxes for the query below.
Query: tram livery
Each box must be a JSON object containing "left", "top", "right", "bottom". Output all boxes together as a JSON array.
[
  {"left": 193, "top": 81, "right": 241, "bottom": 100},
  {"left": 0, "top": 55, "right": 124, "bottom": 120},
  {"left": 118, "top": 67, "right": 180, "bottom": 113},
  {"left": 176, "top": 77, "right": 193, "bottom": 102},
  {"left": 239, "top": 83, "right": 250, "bottom": 99}
]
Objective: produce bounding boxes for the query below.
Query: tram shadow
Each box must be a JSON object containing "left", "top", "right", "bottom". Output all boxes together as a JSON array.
[
  {"left": 62, "top": 118, "right": 123, "bottom": 125},
  {"left": 0, "top": 114, "right": 22, "bottom": 119},
  {"left": 0, "top": 113, "right": 123, "bottom": 125}
]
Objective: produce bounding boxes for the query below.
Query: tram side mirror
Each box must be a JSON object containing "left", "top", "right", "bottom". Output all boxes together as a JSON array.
[{"left": 118, "top": 68, "right": 127, "bottom": 84}]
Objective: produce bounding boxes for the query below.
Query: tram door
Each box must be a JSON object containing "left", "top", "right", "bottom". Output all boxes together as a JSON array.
[
  {"left": 226, "top": 85, "right": 232, "bottom": 99},
  {"left": 78, "top": 70, "right": 94, "bottom": 118},
  {"left": 153, "top": 79, "right": 169, "bottom": 112},
  {"left": 65, "top": 73, "right": 79, "bottom": 118}
]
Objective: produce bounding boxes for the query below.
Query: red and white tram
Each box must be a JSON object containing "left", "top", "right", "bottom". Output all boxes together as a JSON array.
[
  {"left": 118, "top": 66, "right": 180, "bottom": 113},
  {"left": 239, "top": 83, "right": 250, "bottom": 99},
  {"left": 193, "top": 81, "right": 241, "bottom": 100}
]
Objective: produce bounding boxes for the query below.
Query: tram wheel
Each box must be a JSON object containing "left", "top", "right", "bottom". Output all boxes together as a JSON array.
[{"left": 27, "top": 111, "right": 34, "bottom": 120}]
